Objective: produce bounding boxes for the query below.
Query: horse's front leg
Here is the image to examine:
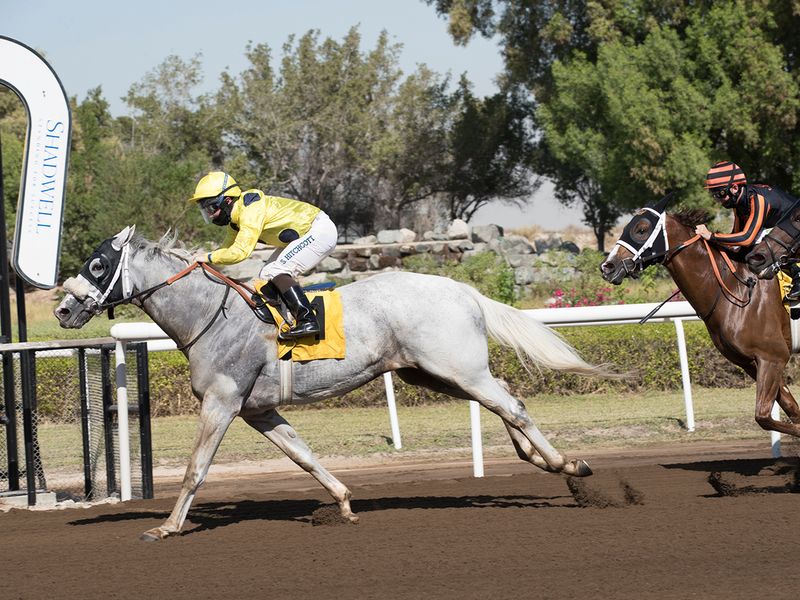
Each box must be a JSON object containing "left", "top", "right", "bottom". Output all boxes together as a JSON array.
[
  {"left": 754, "top": 359, "right": 800, "bottom": 436},
  {"left": 242, "top": 409, "right": 358, "bottom": 523},
  {"left": 141, "top": 397, "right": 238, "bottom": 541}
]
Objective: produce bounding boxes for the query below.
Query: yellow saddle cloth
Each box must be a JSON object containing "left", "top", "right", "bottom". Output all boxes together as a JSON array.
[
  {"left": 266, "top": 290, "right": 346, "bottom": 362},
  {"left": 778, "top": 270, "right": 793, "bottom": 313}
]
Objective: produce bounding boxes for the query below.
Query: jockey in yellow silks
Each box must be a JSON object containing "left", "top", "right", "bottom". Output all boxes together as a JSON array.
[{"left": 189, "top": 171, "right": 338, "bottom": 340}]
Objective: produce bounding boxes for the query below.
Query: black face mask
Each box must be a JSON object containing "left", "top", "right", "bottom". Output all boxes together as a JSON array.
[
  {"left": 211, "top": 199, "right": 233, "bottom": 226},
  {"left": 614, "top": 193, "right": 674, "bottom": 272},
  {"left": 78, "top": 238, "right": 124, "bottom": 304}
]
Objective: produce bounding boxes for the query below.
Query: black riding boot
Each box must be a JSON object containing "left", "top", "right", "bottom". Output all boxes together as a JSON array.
[
  {"left": 278, "top": 285, "right": 320, "bottom": 340},
  {"left": 787, "top": 264, "right": 800, "bottom": 302}
]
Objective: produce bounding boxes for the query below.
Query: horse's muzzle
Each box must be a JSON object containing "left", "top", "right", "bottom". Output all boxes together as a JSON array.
[
  {"left": 54, "top": 294, "right": 97, "bottom": 329},
  {"left": 600, "top": 260, "right": 628, "bottom": 285}
]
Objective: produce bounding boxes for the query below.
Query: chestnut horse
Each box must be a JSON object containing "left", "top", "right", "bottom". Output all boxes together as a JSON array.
[{"left": 600, "top": 195, "right": 800, "bottom": 437}]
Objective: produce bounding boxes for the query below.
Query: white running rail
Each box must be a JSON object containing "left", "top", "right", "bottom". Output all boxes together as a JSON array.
[{"left": 110, "top": 301, "right": 780, "bottom": 496}]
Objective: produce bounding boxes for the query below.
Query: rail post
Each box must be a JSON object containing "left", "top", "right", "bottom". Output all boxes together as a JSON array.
[{"left": 135, "top": 343, "right": 153, "bottom": 499}]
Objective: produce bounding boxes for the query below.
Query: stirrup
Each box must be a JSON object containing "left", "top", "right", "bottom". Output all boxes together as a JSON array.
[{"left": 277, "top": 320, "right": 320, "bottom": 341}]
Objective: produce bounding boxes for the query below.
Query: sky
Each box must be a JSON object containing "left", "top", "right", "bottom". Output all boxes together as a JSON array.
[{"left": 3, "top": 0, "right": 585, "bottom": 230}]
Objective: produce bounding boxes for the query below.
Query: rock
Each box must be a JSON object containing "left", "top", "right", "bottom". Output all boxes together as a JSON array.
[
  {"left": 354, "top": 247, "right": 373, "bottom": 258},
  {"left": 457, "top": 240, "right": 474, "bottom": 252},
  {"left": 534, "top": 234, "right": 563, "bottom": 253},
  {"left": 349, "top": 257, "right": 369, "bottom": 272},
  {"left": 472, "top": 224, "right": 503, "bottom": 243},
  {"left": 514, "top": 266, "right": 537, "bottom": 285},
  {"left": 317, "top": 257, "right": 343, "bottom": 273},
  {"left": 423, "top": 231, "right": 449, "bottom": 241},
  {"left": 462, "top": 243, "right": 488, "bottom": 259},
  {"left": 377, "top": 256, "right": 400, "bottom": 269},
  {"left": 498, "top": 235, "right": 536, "bottom": 255},
  {"left": 218, "top": 258, "right": 263, "bottom": 281},
  {"left": 398, "top": 228, "right": 417, "bottom": 243},
  {"left": 446, "top": 219, "right": 471, "bottom": 240},
  {"left": 376, "top": 228, "right": 417, "bottom": 244},
  {"left": 381, "top": 246, "right": 402, "bottom": 258},
  {"left": 300, "top": 272, "right": 328, "bottom": 286},
  {"left": 353, "top": 235, "right": 377, "bottom": 245},
  {"left": 560, "top": 241, "right": 581, "bottom": 254},
  {"left": 505, "top": 253, "right": 539, "bottom": 268},
  {"left": 413, "top": 243, "right": 431, "bottom": 253},
  {"left": 368, "top": 254, "right": 381, "bottom": 270}
]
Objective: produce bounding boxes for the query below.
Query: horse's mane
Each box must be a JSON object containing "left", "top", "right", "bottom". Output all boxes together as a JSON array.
[
  {"left": 671, "top": 209, "right": 711, "bottom": 228},
  {"left": 130, "top": 231, "right": 193, "bottom": 264}
]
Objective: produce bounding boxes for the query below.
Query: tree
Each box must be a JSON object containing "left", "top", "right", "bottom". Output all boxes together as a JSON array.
[
  {"left": 442, "top": 80, "right": 536, "bottom": 221},
  {"left": 427, "top": 0, "right": 800, "bottom": 249}
]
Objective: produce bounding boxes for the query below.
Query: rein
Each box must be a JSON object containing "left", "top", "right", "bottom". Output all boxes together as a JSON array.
[
  {"left": 99, "top": 261, "right": 258, "bottom": 351},
  {"left": 637, "top": 231, "right": 755, "bottom": 323}
]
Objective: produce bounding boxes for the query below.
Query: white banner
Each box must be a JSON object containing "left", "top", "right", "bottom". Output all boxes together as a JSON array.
[{"left": 0, "top": 36, "right": 71, "bottom": 289}]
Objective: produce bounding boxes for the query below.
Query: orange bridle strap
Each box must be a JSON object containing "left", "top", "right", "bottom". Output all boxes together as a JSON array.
[{"left": 701, "top": 239, "right": 751, "bottom": 305}]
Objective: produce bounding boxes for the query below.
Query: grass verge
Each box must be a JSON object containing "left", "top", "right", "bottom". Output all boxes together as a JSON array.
[{"left": 33, "top": 386, "right": 770, "bottom": 473}]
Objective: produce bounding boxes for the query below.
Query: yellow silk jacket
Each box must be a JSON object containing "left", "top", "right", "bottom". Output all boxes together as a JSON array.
[{"left": 209, "top": 190, "right": 321, "bottom": 265}]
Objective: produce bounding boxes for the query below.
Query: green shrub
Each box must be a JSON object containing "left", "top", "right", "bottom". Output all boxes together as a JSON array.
[
  {"left": 29, "top": 312, "right": 782, "bottom": 420},
  {"left": 402, "top": 252, "right": 516, "bottom": 304}
]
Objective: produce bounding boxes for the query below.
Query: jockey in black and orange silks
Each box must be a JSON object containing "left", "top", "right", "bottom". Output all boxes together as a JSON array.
[{"left": 695, "top": 161, "right": 800, "bottom": 301}]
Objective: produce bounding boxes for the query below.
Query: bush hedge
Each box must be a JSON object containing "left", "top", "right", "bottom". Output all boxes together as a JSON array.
[{"left": 32, "top": 319, "right": 789, "bottom": 421}]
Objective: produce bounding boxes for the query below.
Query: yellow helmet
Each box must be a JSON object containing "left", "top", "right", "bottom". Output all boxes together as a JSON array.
[{"left": 188, "top": 171, "right": 242, "bottom": 203}]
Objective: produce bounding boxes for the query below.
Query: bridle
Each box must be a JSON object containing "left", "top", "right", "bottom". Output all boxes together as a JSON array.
[
  {"left": 67, "top": 239, "right": 257, "bottom": 351},
  {"left": 612, "top": 206, "right": 756, "bottom": 319},
  {"left": 612, "top": 207, "right": 670, "bottom": 278}
]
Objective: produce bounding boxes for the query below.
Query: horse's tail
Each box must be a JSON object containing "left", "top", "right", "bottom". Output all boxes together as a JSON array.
[{"left": 461, "top": 285, "right": 613, "bottom": 377}]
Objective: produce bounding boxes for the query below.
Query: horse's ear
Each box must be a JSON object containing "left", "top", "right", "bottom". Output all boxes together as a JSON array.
[
  {"left": 651, "top": 191, "right": 676, "bottom": 213},
  {"left": 111, "top": 225, "right": 136, "bottom": 251}
]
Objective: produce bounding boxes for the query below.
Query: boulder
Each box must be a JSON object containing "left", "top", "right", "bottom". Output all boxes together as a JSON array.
[
  {"left": 472, "top": 224, "right": 503, "bottom": 243},
  {"left": 560, "top": 241, "right": 581, "bottom": 254},
  {"left": 423, "top": 231, "right": 449, "bottom": 241},
  {"left": 498, "top": 234, "right": 536, "bottom": 255},
  {"left": 353, "top": 235, "right": 377, "bottom": 245},
  {"left": 316, "top": 257, "right": 343, "bottom": 273},
  {"left": 376, "top": 228, "right": 417, "bottom": 244},
  {"left": 533, "top": 234, "right": 563, "bottom": 253},
  {"left": 446, "top": 219, "right": 471, "bottom": 240},
  {"left": 514, "top": 266, "right": 537, "bottom": 285}
]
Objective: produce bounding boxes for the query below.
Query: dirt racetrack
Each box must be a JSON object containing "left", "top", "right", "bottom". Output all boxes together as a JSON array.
[{"left": 3, "top": 440, "right": 800, "bottom": 600}]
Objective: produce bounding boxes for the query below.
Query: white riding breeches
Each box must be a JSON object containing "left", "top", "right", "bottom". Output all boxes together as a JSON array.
[{"left": 259, "top": 211, "right": 338, "bottom": 280}]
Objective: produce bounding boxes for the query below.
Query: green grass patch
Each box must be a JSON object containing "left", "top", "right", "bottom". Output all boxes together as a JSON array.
[{"left": 32, "top": 386, "right": 765, "bottom": 472}]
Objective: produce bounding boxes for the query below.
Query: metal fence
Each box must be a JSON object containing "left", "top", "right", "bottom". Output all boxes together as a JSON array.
[{"left": 0, "top": 339, "right": 152, "bottom": 505}]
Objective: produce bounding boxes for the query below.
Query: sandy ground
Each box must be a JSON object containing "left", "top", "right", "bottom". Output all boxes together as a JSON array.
[{"left": 2, "top": 440, "right": 800, "bottom": 600}]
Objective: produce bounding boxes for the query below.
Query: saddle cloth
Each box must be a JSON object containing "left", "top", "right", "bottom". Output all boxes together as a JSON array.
[
  {"left": 266, "top": 290, "right": 346, "bottom": 361},
  {"left": 776, "top": 271, "right": 800, "bottom": 352}
]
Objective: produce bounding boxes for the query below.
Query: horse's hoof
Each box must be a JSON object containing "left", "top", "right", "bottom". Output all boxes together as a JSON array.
[
  {"left": 140, "top": 528, "right": 166, "bottom": 542},
  {"left": 565, "top": 459, "right": 593, "bottom": 477},
  {"left": 346, "top": 514, "right": 360, "bottom": 524}
]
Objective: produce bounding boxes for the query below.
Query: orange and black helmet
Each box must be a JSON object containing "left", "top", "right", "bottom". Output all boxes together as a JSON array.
[{"left": 705, "top": 161, "right": 747, "bottom": 189}]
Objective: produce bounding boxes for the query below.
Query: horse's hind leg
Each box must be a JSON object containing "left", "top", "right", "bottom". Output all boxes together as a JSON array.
[
  {"left": 242, "top": 409, "right": 358, "bottom": 523},
  {"left": 776, "top": 380, "right": 800, "bottom": 424},
  {"left": 504, "top": 422, "right": 556, "bottom": 471},
  {"left": 463, "top": 372, "right": 590, "bottom": 476},
  {"left": 754, "top": 359, "right": 800, "bottom": 436}
]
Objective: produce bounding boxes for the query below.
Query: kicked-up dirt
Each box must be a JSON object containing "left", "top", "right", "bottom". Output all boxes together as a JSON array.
[{"left": 2, "top": 440, "right": 799, "bottom": 600}]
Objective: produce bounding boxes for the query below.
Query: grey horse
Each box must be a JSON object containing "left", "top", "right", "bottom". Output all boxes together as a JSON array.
[{"left": 55, "top": 226, "right": 606, "bottom": 541}]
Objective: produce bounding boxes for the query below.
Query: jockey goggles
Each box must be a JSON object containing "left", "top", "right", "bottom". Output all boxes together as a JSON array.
[{"left": 196, "top": 182, "right": 239, "bottom": 224}]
